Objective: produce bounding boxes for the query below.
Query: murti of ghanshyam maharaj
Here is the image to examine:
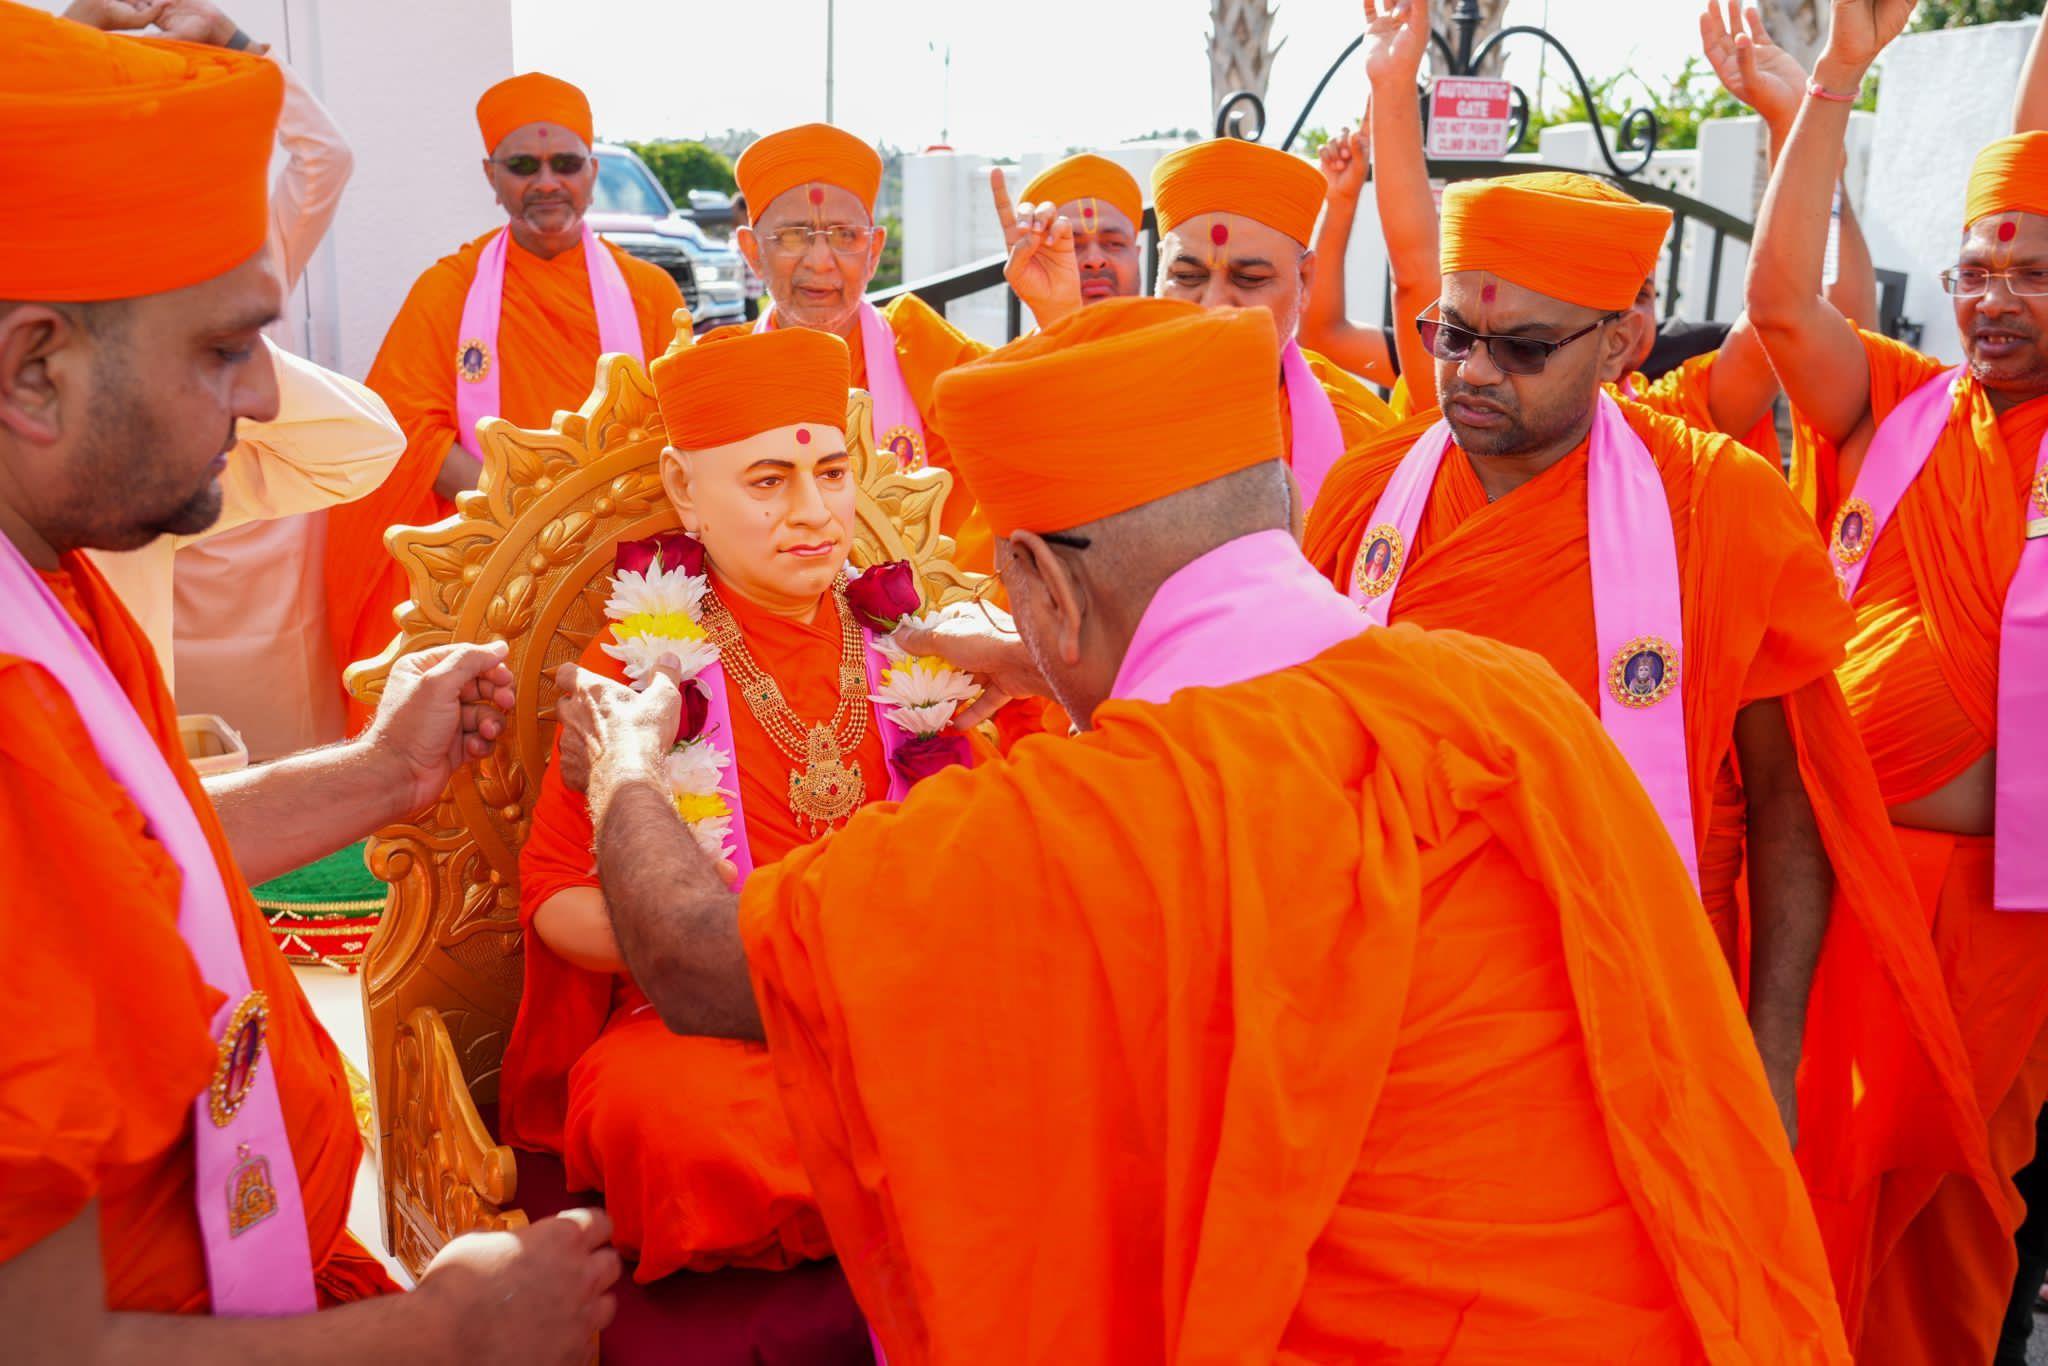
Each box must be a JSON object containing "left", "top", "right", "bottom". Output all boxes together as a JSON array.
[
  {"left": 557, "top": 297, "right": 1854, "bottom": 1363},
  {"left": 498, "top": 323, "right": 989, "bottom": 1281},
  {"left": 1301, "top": 167, "right": 2000, "bottom": 1344},
  {"left": 1744, "top": 0, "right": 2048, "bottom": 1355},
  {"left": 325, "top": 70, "right": 686, "bottom": 730}
]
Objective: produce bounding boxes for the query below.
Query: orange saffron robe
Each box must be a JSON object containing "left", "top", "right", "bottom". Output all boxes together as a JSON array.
[
  {"left": 1302, "top": 402, "right": 1998, "bottom": 1345},
  {"left": 501, "top": 579, "right": 895, "bottom": 1281},
  {"left": 701, "top": 295, "right": 995, "bottom": 569},
  {"left": 327, "top": 230, "right": 686, "bottom": 728},
  {"left": 739, "top": 623, "right": 1852, "bottom": 1364},
  {"left": 1789, "top": 329, "right": 2048, "bottom": 1366},
  {"left": 1283, "top": 346, "right": 1397, "bottom": 455},
  {"left": 1626, "top": 349, "right": 1784, "bottom": 469},
  {"left": 0, "top": 555, "right": 393, "bottom": 1310}
]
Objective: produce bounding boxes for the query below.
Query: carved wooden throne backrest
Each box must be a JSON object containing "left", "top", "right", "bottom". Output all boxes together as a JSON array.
[{"left": 345, "top": 351, "right": 980, "bottom": 1151}]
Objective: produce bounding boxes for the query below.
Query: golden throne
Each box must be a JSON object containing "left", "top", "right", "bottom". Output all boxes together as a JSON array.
[{"left": 344, "top": 345, "right": 979, "bottom": 1280}]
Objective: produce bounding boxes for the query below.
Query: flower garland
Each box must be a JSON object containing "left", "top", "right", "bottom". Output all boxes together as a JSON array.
[{"left": 599, "top": 535, "right": 977, "bottom": 857}]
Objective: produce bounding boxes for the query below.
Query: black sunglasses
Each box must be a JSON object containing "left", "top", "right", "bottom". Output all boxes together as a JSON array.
[
  {"left": 492, "top": 152, "right": 588, "bottom": 178},
  {"left": 1415, "top": 309, "right": 1619, "bottom": 377}
]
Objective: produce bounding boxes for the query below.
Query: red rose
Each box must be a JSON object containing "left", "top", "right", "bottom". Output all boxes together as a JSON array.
[
  {"left": 845, "top": 560, "right": 920, "bottom": 630},
  {"left": 892, "top": 731, "right": 971, "bottom": 784},
  {"left": 674, "top": 681, "right": 711, "bottom": 744},
  {"left": 616, "top": 531, "right": 706, "bottom": 578}
]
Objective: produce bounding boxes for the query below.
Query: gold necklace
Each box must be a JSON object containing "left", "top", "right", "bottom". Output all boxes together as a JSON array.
[{"left": 700, "top": 578, "right": 869, "bottom": 836}]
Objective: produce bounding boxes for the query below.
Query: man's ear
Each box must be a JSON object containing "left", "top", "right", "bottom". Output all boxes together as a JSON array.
[
  {"left": 1599, "top": 314, "right": 1644, "bottom": 385},
  {"left": 0, "top": 304, "right": 74, "bottom": 446},
  {"left": 1296, "top": 247, "right": 1317, "bottom": 299},
  {"left": 735, "top": 227, "right": 763, "bottom": 277},
  {"left": 861, "top": 222, "right": 887, "bottom": 285},
  {"left": 658, "top": 446, "right": 700, "bottom": 533},
  {"left": 1007, "top": 530, "right": 1086, "bottom": 667}
]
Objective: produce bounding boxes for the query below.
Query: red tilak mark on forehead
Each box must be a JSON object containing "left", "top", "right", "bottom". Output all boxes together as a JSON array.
[
  {"left": 807, "top": 186, "right": 825, "bottom": 206},
  {"left": 1481, "top": 282, "right": 1497, "bottom": 303},
  {"left": 795, "top": 428, "right": 812, "bottom": 444},
  {"left": 1082, "top": 204, "right": 1095, "bottom": 217},
  {"left": 1210, "top": 223, "right": 1229, "bottom": 246},
  {"left": 2000, "top": 220, "right": 2019, "bottom": 242}
]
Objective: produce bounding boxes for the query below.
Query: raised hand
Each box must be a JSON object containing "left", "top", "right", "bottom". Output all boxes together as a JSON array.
[
  {"left": 1700, "top": 1, "right": 1808, "bottom": 134},
  {"left": 1361, "top": 0, "right": 1430, "bottom": 89},
  {"left": 1823, "top": 0, "right": 1917, "bottom": 74},
  {"left": 993, "top": 166, "right": 1082, "bottom": 326},
  {"left": 1318, "top": 121, "right": 1370, "bottom": 203}
]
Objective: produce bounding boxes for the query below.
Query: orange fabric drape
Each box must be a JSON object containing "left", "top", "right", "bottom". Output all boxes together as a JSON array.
[
  {"left": 499, "top": 577, "right": 891, "bottom": 1280},
  {"left": 1789, "top": 331, "right": 2048, "bottom": 1366},
  {"left": 1625, "top": 349, "right": 1783, "bottom": 469},
  {"left": 1302, "top": 400, "right": 1997, "bottom": 1346},
  {"left": 327, "top": 230, "right": 685, "bottom": 730},
  {"left": 740, "top": 623, "right": 1850, "bottom": 1364},
  {"left": 1295, "top": 346, "right": 1397, "bottom": 452},
  {"left": 0, "top": 555, "right": 390, "bottom": 1310},
  {"left": 703, "top": 293, "right": 994, "bottom": 570}
]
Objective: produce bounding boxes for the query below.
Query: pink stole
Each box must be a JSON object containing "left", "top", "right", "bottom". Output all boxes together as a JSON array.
[
  {"left": 455, "top": 224, "right": 645, "bottom": 459},
  {"left": 0, "top": 539, "right": 315, "bottom": 1313},
  {"left": 757, "top": 301, "right": 929, "bottom": 469},
  {"left": 1347, "top": 394, "right": 1700, "bottom": 888},
  {"left": 694, "top": 575, "right": 928, "bottom": 889},
  {"left": 1833, "top": 366, "right": 2048, "bottom": 910},
  {"left": 1112, "top": 529, "right": 1367, "bottom": 704},
  {"left": 1281, "top": 341, "right": 1346, "bottom": 510}
]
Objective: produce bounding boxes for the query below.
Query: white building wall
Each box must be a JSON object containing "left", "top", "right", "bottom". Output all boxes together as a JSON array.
[
  {"left": 1863, "top": 19, "right": 2040, "bottom": 363},
  {"left": 23, "top": 0, "right": 513, "bottom": 378}
]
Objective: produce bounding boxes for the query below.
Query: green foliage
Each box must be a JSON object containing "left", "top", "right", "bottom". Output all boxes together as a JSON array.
[
  {"left": 622, "top": 140, "right": 736, "bottom": 204},
  {"left": 1911, "top": 0, "right": 2044, "bottom": 28},
  {"left": 1299, "top": 127, "right": 1332, "bottom": 154},
  {"left": 1514, "top": 55, "right": 1875, "bottom": 155},
  {"left": 874, "top": 212, "right": 905, "bottom": 290}
]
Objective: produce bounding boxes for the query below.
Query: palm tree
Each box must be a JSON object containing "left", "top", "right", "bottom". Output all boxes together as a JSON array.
[{"left": 1209, "top": 0, "right": 1284, "bottom": 132}]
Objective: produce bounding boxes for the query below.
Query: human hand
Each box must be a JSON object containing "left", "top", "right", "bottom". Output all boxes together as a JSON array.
[
  {"left": 361, "top": 641, "right": 516, "bottom": 814},
  {"left": 892, "top": 606, "right": 1048, "bottom": 728},
  {"left": 61, "top": 0, "right": 166, "bottom": 31},
  {"left": 1318, "top": 122, "right": 1370, "bottom": 203},
  {"left": 993, "top": 166, "right": 1082, "bottom": 327},
  {"left": 1700, "top": 1, "right": 1807, "bottom": 135},
  {"left": 157, "top": 0, "right": 263, "bottom": 49},
  {"left": 553, "top": 658, "right": 679, "bottom": 803},
  {"left": 1822, "top": 0, "right": 1915, "bottom": 76},
  {"left": 1361, "top": 0, "right": 1430, "bottom": 89},
  {"left": 416, "top": 1208, "right": 620, "bottom": 1366}
]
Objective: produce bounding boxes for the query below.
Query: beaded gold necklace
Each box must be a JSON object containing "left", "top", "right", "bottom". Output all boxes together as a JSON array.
[{"left": 698, "top": 577, "right": 868, "bottom": 835}]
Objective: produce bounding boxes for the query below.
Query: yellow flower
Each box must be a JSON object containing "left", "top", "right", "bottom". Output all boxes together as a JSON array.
[
  {"left": 616, "top": 610, "right": 706, "bottom": 643},
  {"left": 672, "top": 791, "right": 731, "bottom": 824}
]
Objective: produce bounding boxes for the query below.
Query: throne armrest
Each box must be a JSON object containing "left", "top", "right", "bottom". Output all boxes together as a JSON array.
[{"left": 385, "top": 1005, "right": 528, "bottom": 1277}]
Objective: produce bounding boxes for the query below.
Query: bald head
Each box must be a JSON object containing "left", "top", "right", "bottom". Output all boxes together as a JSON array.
[{"left": 996, "top": 460, "right": 1294, "bottom": 727}]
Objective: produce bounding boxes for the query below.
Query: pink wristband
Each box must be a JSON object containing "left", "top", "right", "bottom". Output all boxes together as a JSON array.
[{"left": 1807, "top": 76, "right": 1858, "bottom": 104}]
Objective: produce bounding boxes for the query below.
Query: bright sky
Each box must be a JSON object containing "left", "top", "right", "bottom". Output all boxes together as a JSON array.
[{"left": 510, "top": 0, "right": 1702, "bottom": 155}]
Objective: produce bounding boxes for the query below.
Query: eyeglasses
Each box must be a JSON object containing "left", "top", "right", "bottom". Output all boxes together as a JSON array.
[
  {"left": 492, "top": 153, "right": 588, "bottom": 177},
  {"left": 1940, "top": 266, "right": 2048, "bottom": 298},
  {"left": 1415, "top": 309, "right": 1620, "bottom": 376},
  {"left": 759, "top": 225, "right": 876, "bottom": 257}
]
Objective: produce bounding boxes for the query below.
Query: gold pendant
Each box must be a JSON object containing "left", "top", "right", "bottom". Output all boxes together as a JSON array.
[{"left": 788, "top": 724, "right": 865, "bottom": 835}]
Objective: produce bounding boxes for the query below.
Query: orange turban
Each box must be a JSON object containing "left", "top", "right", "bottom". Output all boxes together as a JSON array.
[
  {"left": 651, "top": 327, "right": 850, "bottom": 450},
  {"left": 735, "top": 124, "right": 883, "bottom": 222},
  {"left": 1022, "top": 154, "right": 1143, "bottom": 229},
  {"left": 1965, "top": 131, "right": 2048, "bottom": 227},
  {"left": 934, "top": 297, "right": 1283, "bottom": 537},
  {"left": 1439, "top": 172, "right": 1672, "bottom": 313},
  {"left": 0, "top": 4, "right": 281, "bottom": 303},
  {"left": 476, "top": 72, "right": 592, "bottom": 153},
  {"left": 1150, "top": 138, "right": 1324, "bottom": 245}
]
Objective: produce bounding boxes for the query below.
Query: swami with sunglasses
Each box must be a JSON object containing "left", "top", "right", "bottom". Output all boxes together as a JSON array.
[
  {"left": 324, "top": 72, "right": 685, "bottom": 728},
  {"left": 1746, "top": 2, "right": 2048, "bottom": 1359},
  {"left": 1303, "top": 168, "right": 1996, "bottom": 1345}
]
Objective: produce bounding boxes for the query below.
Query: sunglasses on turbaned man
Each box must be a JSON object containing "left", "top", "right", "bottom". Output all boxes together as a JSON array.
[
  {"left": 1414, "top": 311, "right": 1620, "bottom": 377},
  {"left": 492, "top": 153, "right": 588, "bottom": 177}
]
